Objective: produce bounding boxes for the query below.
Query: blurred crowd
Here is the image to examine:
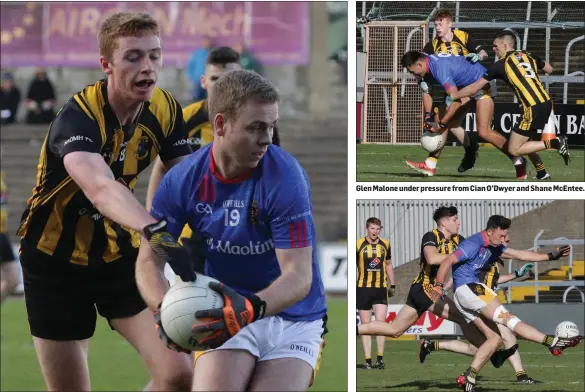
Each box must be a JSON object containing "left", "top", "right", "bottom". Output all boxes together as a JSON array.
[{"left": 1, "top": 68, "right": 56, "bottom": 126}]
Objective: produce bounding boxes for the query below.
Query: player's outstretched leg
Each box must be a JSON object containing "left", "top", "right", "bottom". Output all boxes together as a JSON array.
[
  {"left": 508, "top": 132, "right": 571, "bottom": 167},
  {"left": 480, "top": 297, "right": 583, "bottom": 356},
  {"left": 357, "top": 305, "right": 420, "bottom": 339}
]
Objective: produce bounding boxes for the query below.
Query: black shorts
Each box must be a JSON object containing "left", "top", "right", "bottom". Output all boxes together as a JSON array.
[
  {"left": 356, "top": 287, "right": 387, "bottom": 310},
  {"left": 514, "top": 100, "right": 553, "bottom": 136},
  {"left": 19, "top": 241, "right": 147, "bottom": 340},
  {"left": 0, "top": 233, "right": 16, "bottom": 263},
  {"left": 405, "top": 282, "right": 434, "bottom": 317}
]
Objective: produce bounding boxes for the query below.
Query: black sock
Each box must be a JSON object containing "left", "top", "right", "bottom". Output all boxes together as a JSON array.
[
  {"left": 544, "top": 139, "right": 560, "bottom": 150},
  {"left": 365, "top": 357, "right": 372, "bottom": 365},
  {"left": 377, "top": 355, "right": 383, "bottom": 362}
]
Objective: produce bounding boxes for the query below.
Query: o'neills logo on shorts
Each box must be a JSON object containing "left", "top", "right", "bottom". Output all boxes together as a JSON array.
[
  {"left": 211, "top": 239, "right": 275, "bottom": 255},
  {"left": 290, "top": 344, "right": 314, "bottom": 357}
]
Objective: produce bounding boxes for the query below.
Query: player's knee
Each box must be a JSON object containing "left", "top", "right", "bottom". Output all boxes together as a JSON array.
[
  {"left": 151, "top": 361, "right": 193, "bottom": 390},
  {"left": 507, "top": 144, "right": 520, "bottom": 156},
  {"left": 492, "top": 305, "right": 522, "bottom": 332}
]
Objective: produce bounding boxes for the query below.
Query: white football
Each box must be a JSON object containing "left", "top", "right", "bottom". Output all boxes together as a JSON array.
[
  {"left": 160, "top": 274, "right": 225, "bottom": 351},
  {"left": 555, "top": 321, "right": 580, "bottom": 339},
  {"left": 421, "top": 130, "right": 446, "bottom": 153}
]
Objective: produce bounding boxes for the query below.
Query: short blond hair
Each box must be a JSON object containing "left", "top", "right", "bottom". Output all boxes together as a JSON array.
[
  {"left": 209, "top": 70, "right": 279, "bottom": 122},
  {"left": 98, "top": 12, "right": 159, "bottom": 61}
]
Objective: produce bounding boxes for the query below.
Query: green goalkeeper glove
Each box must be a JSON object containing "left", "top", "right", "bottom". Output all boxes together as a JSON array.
[{"left": 514, "top": 263, "right": 534, "bottom": 278}]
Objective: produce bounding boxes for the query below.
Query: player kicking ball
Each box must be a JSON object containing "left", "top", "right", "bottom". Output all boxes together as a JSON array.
[
  {"left": 402, "top": 51, "right": 549, "bottom": 180},
  {"left": 419, "top": 234, "right": 542, "bottom": 384},
  {"left": 433, "top": 215, "right": 583, "bottom": 392},
  {"left": 357, "top": 207, "right": 517, "bottom": 369},
  {"left": 449, "top": 31, "right": 570, "bottom": 168},
  {"left": 136, "top": 70, "right": 328, "bottom": 391}
]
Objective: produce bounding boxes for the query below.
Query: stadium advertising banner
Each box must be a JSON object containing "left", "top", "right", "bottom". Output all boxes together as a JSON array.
[
  {"left": 320, "top": 243, "right": 348, "bottom": 293},
  {"left": 459, "top": 103, "right": 585, "bottom": 146},
  {"left": 0, "top": 2, "right": 309, "bottom": 67},
  {"left": 356, "top": 305, "right": 457, "bottom": 335}
]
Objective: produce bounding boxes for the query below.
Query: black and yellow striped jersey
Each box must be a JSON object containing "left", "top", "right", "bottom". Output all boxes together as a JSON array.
[
  {"left": 17, "top": 80, "right": 192, "bottom": 266},
  {"left": 483, "top": 51, "right": 550, "bottom": 108},
  {"left": 182, "top": 99, "right": 213, "bottom": 152},
  {"left": 179, "top": 100, "right": 213, "bottom": 244},
  {"left": 1, "top": 171, "right": 7, "bottom": 234},
  {"left": 479, "top": 259, "right": 503, "bottom": 291},
  {"left": 413, "top": 229, "right": 464, "bottom": 287},
  {"left": 357, "top": 237, "right": 391, "bottom": 288},
  {"left": 423, "top": 29, "right": 482, "bottom": 57}
]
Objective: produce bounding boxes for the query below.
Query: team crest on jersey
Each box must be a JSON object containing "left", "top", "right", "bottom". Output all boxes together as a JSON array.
[
  {"left": 135, "top": 136, "right": 150, "bottom": 160},
  {"left": 369, "top": 258, "right": 381, "bottom": 268},
  {"left": 474, "top": 284, "right": 485, "bottom": 295}
]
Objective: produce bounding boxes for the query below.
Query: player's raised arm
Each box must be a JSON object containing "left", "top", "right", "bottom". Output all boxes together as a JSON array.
[{"left": 502, "top": 246, "right": 570, "bottom": 262}]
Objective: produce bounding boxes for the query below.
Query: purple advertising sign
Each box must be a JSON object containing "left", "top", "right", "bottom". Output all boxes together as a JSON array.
[{"left": 0, "top": 2, "right": 309, "bottom": 68}]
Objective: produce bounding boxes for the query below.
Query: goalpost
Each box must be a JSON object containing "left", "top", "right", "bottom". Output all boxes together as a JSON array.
[{"left": 362, "top": 21, "right": 427, "bottom": 145}]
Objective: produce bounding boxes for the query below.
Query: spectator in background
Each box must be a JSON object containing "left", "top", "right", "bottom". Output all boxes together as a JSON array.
[
  {"left": 234, "top": 41, "right": 264, "bottom": 75},
  {"left": 0, "top": 72, "right": 21, "bottom": 125},
  {"left": 0, "top": 170, "right": 19, "bottom": 306},
  {"left": 330, "top": 44, "right": 348, "bottom": 85},
  {"left": 187, "top": 37, "right": 213, "bottom": 101},
  {"left": 25, "top": 68, "right": 56, "bottom": 124}
]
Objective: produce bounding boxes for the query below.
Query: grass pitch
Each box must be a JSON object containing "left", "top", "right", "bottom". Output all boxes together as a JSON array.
[
  {"left": 357, "top": 144, "right": 585, "bottom": 182},
  {"left": 1, "top": 296, "right": 347, "bottom": 391},
  {"left": 356, "top": 339, "right": 584, "bottom": 391}
]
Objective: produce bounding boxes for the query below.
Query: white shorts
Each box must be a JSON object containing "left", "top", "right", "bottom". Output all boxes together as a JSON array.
[
  {"left": 195, "top": 316, "right": 326, "bottom": 370},
  {"left": 454, "top": 283, "right": 498, "bottom": 323}
]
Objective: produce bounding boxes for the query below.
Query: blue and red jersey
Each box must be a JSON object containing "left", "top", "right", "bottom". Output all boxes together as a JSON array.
[
  {"left": 425, "top": 53, "right": 487, "bottom": 91},
  {"left": 452, "top": 231, "right": 508, "bottom": 289},
  {"left": 150, "top": 144, "right": 327, "bottom": 321}
]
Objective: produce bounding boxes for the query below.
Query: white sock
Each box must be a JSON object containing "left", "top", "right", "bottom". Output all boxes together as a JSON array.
[{"left": 425, "top": 157, "right": 438, "bottom": 169}]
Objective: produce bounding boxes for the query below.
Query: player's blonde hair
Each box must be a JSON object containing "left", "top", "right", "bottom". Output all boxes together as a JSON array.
[
  {"left": 98, "top": 12, "right": 159, "bottom": 62},
  {"left": 209, "top": 70, "right": 279, "bottom": 122}
]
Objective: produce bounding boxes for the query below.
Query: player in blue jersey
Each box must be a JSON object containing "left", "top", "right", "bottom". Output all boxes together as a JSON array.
[
  {"left": 136, "top": 70, "right": 328, "bottom": 391},
  {"left": 433, "top": 215, "right": 582, "bottom": 392},
  {"left": 402, "top": 51, "right": 547, "bottom": 180}
]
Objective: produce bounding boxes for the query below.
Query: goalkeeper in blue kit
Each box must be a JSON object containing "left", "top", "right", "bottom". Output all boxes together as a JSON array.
[{"left": 136, "top": 70, "right": 327, "bottom": 391}]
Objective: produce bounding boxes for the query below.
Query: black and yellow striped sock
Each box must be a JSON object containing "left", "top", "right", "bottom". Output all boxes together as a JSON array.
[
  {"left": 544, "top": 139, "right": 560, "bottom": 150},
  {"left": 467, "top": 366, "right": 478, "bottom": 379},
  {"left": 542, "top": 335, "right": 554, "bottom": 347},
  {"left": 535, "top": 162, "right": 547, "bottom": 177},
  {"left": 516, "top": 370, "right": 527, "bottom": 379},
  {"left": 432, "top": 341, "right": 440, "bottom": 352}
]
